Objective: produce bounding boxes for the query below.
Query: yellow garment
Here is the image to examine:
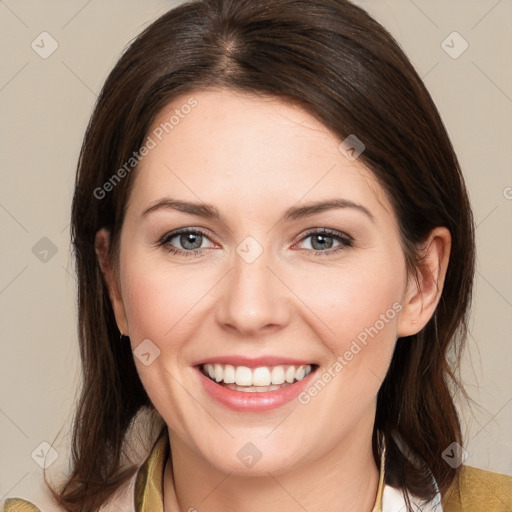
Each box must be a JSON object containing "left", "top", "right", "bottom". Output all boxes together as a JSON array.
[
  {"left": 440, "top": 464, "right": 512, "bottom": 511},
  {"left": 3, "top": 429, "right": 511, "bottom": 511},
  {"left": 0, "top": 501, "right": 41, "bottom": 512}
]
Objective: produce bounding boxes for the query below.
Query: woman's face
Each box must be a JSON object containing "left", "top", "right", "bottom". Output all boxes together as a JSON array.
[{"left": 101, "top": 88, "right": 419, "bottom": 475}]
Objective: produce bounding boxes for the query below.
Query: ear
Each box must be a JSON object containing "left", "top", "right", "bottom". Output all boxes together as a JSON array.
[
  {"left": 95, "top": 228, "right": 129, "bottom": 336},
  {"left": 397, "top": 226, "right": 451, "bottom": 337}
]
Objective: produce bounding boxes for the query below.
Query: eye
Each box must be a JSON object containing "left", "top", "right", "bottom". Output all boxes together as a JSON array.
[
  {"left": 156, "top": 227, "right": 353, "bottom": 258},
  {"left": 295, "top": 228, "right": 353, "bottom": 256},
  {"left": 156, "top": 228, "right": 215, "bottom": 257}
]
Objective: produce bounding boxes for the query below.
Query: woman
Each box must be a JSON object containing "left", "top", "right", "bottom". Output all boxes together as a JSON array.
[{"left": 3, "top": 0, "right": 511, "bottom": 511}]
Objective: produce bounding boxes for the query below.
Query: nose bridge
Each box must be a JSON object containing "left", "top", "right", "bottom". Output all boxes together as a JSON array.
[{"left": 216, "top": 235, "right": 290, "bottom": 334}]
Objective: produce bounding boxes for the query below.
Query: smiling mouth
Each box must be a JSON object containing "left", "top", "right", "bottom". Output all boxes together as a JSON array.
[{"left": 199, "top": 363, "right": 319, "bottom": 392}]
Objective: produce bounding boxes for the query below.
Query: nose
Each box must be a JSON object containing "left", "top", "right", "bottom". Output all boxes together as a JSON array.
[{"left": 215, "top": 245, "right": 292, "bottom": 336}]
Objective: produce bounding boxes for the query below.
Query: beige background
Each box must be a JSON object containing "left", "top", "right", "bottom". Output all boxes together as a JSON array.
[{"left": 1, "top": 0, "right": 511, "bottom": 507}]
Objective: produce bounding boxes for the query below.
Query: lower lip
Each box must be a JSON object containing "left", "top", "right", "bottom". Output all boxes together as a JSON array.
[{"left": 195, "top": 366, "right": 317, "bottom": 412}]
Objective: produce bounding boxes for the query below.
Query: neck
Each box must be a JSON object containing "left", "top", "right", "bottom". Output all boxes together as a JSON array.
[{"left": 163, "top": 423, "right": 381, "bottom": 512}]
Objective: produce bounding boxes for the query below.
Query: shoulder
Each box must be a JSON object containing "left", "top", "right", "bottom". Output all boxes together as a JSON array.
[
  {"left": 0, "top": 498, "right": 42, "bottom": 512},
  {"left": 442, "top": 464, "right": 512, "bottom": 512}
]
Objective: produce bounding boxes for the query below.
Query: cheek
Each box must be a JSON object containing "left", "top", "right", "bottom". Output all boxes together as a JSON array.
[
  {"left": 290, "top": 258, "right": 404, "bottom": 409},
  {"left": 121, "top": 253, "right": 208, "bottom": 343},
  {"left": 291, "top": 257, "right": 404, "bottom": 343}
]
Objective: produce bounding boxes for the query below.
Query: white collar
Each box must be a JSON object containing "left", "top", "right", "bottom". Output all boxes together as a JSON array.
[{"left": 382, "top": 484, "right": 444, "bottom": 512}]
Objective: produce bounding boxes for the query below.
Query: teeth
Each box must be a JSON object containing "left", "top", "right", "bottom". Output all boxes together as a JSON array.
[
  {"left": 202, "top": 363, "right": 314, "bottom": 386},
  {"left": 223, "top": 364, "right": 236, "bottom": 384},
  {"left": 285, "top": 366, "right": 296, "bottom": 383},
  {"left": 271, "top": 366, "right": 285, "bottom": 385},
  {"left": 214, "top": 364, "right": 223, "bottom": 383},
  {"left": 236, "top": 365, "right": 253, "bottom": 386}
]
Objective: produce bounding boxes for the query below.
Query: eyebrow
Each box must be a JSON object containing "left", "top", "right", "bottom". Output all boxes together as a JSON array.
[{"left": 141, "top": 197, "right": 375, "bottom": 224}]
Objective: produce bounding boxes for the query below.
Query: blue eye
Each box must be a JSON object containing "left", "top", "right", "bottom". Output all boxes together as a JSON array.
[
  {"left": 157, "top": 227, "right": 353, "bottom": 257},
  {"left": 297, "top": 228, "right": 353, "bottom": 256},
  {"left": 157, "top": 228, "right": 212, "bottom": 257}
]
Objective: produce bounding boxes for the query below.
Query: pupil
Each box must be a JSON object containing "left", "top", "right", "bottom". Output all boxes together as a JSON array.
[
  {"left": 182, "top": 233, "right": 201, "bottom": 250},
  {"left": 312, "top": 234, "right": 332, "bottom": 250}
]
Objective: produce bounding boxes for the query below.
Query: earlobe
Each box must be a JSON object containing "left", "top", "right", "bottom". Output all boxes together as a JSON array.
[
  {"left": 397, "top": 227, "right": 451, "bottom": 338},
  {"left": 94, "top": 228, "right": 129, "bottom": 335}
]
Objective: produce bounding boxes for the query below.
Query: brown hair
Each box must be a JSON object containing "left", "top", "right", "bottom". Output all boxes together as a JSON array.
[{"left": 51, "top": 0, "right": 475, "bottom": 509}]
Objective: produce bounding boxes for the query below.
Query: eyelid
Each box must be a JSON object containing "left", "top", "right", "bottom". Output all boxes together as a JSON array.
[
  {"left": 295, "top": 227, "right": 354, "bottom": 244},
  {"left": 292, "top": 228, "right": 354, "bottom": 255},
  {"left": 157, "top": 226, "right": 354, "bottom": 258},
  {"left": 156, "top": 227, "right": 217, "bottom": 249}
]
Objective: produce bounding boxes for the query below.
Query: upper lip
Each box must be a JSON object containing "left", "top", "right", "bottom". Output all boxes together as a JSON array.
[{"left": 193, "top": 355, "right": 317, "bottom": 368}]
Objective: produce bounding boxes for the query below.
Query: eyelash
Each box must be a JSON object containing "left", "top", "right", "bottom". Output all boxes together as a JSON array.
[{"left": 156, "top": 227, "right": 354, "bottom": 258}]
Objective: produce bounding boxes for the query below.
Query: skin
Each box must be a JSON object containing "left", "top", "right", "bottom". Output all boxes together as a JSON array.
[{"left": 95, "top": 88, "right": 451, "bottom": 512}]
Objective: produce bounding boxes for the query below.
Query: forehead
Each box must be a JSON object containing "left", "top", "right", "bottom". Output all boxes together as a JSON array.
[{"left": 128, "top": 88, "right": 393, "bottom": 223}]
